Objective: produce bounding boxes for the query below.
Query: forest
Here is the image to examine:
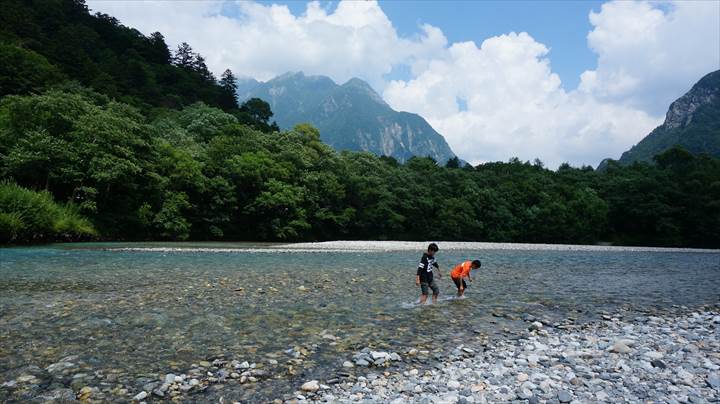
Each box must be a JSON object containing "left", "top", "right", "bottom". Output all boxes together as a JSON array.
[{"left": 1, "top": 0, "right": 719, "bottom": 247}]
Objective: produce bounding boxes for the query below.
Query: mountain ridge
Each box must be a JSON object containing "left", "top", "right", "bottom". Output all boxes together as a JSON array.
[
  {"left": 238, "top": 72, "right": 457, "bottom": 163},
  {"left": 600, "top": 70, "right": 720, "bottom": 168}
]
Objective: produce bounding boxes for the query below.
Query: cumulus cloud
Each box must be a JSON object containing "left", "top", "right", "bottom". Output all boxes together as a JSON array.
[
  {"left": 383, "top": 32, "right": 661, "bottom": 168},
  {"left": 384, "top": 1, "right": 718, "bottom": 167},
  {"left": 86, "top": 0, "right": 446, "bottom": 89},
  {"left": 579, "top": 0, "right": 720, "bottom": 115},
  {"left": 86, "top": 0, "right": 719, "bottom": 168}
]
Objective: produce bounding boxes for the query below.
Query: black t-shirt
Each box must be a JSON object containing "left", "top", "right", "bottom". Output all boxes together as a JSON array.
[{"left": 416, "top": 253, "right": 439, "bottom": 283}]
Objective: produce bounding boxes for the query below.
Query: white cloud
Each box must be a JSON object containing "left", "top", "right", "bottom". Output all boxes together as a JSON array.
[
  {"left": 580, "top": 1, "right": 720, "bottom": 115},
  {"left": 86, "top": 0, "right": 719, "bottom": 168},
  {"left": 384, "top": 1, "right": 718, "bottom": 167},
  {"left": 383, "top": 32, "right": 661, "bottom": 168},
  {"left": 86, "top": 0, "right": 446, "bottom": 89}
]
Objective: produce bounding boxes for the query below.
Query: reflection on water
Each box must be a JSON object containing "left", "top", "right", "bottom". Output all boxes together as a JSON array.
[{"left": 1, "top": 243, "right": 719, "bottom": 401}]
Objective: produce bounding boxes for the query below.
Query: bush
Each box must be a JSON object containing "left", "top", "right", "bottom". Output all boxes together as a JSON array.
[{"left": 0, "top": 181, "right": 95, "bottom": 243}]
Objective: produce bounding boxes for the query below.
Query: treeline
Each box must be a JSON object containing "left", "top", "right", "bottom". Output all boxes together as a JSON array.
[
  {"left": 1, "top": 87, "right": 719, "bottom": 247},
  {"left": 0, "top": 0, "right": 244, "bottom": 112}
]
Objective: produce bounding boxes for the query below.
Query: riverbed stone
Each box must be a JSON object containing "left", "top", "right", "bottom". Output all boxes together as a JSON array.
[{"left": 301, "top": 380, "right": 320, "bottom": 392}]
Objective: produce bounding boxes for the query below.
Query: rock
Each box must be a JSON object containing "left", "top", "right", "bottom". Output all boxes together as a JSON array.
[
  {"left": 447, "top": 380, "right": 461, "bottom": 390},
  {"left": 370, "top": 351, "right": 389, "bottom": 360},
  {"left": 529, "top": 322, "right": 543, "bottom": 331},
  {"left": 644, "top": 351, "right": 663, "bottom": 360},
  {"left": 356, "top": 359, "right": 370, "bottom": 367},
  {"left": 198, "top": 361, "right": 212, "bottom": 367},
  {"left": 301, "top": 380, "right": 320, "bottom": 392},
  {"left": 517, "top": 373, "right": 529, "bottom": 382},
  {"left": 651, "top": 359, "right": 667, "bottom": 369},
  {"left": 558, "top": 390, "right": 572, "bottom": 403},
  {"left": 608, "top": 341, "right": 632, "bottom": 354},
  {"left": 707, "top": 373, "right": 720, "bottom": 390},
  {"left": 164, "top": 374, "right": 176, "bottom": 384},
  {"left": 342, "top": 361, "right": 354, "bottom": 368},
  {"left": 677, "top": 368, "right": 694, "bottom": 384},
  {"left": 37, "top": 388, "right": 77, "bottom": 402},
  {"left": 133, "top": 391, "right": 148, "bottom": 401}
]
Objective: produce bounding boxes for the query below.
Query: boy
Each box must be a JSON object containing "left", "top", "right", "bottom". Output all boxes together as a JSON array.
[
  {"left": 450, "top": 259, "right": 481, "bottom": 297},
  {"left": 416, "top": 243, "right": 441, "bottom": 304}
]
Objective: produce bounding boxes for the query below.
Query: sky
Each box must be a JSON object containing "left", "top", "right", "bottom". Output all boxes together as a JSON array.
[{"left": 86, "top": 0, "right": 720, "bottom": 168}]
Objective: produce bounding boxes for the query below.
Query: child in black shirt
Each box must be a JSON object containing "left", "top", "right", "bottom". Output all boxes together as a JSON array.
[{"left": 415, "top": 243, "right": 441, "bottom": 304}]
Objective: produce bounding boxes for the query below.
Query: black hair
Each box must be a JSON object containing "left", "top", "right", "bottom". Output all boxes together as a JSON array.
[
  {"left": 472, "top": 259, "right": 482, "bottom": 267},
  {"left": 428, "top": 243, "right": 439, "bottom": 252}
]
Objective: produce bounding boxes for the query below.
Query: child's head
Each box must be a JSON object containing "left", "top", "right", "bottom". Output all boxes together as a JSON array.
[
  {"left": 471, "top": 259, "right": 482, "bottom": 269},
  {"left": 427, "top": 243, "right": 439, "bottom": 256}
]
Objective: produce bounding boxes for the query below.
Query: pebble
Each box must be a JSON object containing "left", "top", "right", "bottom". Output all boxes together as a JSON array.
[
  {"left": 301, "top": 380, "right": 320, "bottom": 392},
  {"left": 311, "top": 310, "right": 720, "bottom": 404},
  {"left": 558, "top": 390, "right": 572, "bottom": 402},
  {"left": 133, "top": 391, "right": 148, "bottom": 401}
]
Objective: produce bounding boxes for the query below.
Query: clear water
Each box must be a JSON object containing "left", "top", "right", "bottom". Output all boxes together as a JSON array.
[{"left": 1, "top": 243, "right": 719, "bottom": 401}]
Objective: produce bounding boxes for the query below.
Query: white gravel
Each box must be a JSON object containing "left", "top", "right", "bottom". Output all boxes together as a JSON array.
[{"left": 302, "top": 310, "right": 720, "bottom": 403}]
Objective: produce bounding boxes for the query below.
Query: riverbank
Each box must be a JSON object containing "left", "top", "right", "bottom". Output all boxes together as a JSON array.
[
  {"left": 300, "top": 308, "right": 720, "bottom": 403},
  {"left": 1, "top": 245, "right": 718, "bottom": 403}
]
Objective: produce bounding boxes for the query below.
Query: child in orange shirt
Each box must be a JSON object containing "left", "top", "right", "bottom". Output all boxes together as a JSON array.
[{"left": 450, "top": 259, "right": 481, "bottom": 297}]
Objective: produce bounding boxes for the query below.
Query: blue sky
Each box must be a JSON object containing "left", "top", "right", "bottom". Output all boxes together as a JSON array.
[
  {"left": 88, "top": 0, "right": 719, "bottom": 167},
  {"left": 256, "top": 0, "right": 606, "bottom": 89}
]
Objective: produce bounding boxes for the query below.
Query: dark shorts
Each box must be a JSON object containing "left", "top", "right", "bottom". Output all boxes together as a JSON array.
[
  {"left": 420, "top": 280, "right": 440, "bottom": 296},
  {"left": 452, "top": 277, "right": 467, "bottom": 290}
]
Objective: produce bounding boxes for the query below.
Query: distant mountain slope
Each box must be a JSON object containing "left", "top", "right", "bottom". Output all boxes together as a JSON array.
[
  {"left": 239, "top": 72, "right": 457, "bottom": 163},
  {"left": 603, "top": 70, "right": 720, "bottom": 168}
]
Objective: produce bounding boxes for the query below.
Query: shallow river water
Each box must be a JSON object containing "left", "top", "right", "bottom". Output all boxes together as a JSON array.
[{"left": 1, "top": 242, "right": 718, "bottom": 402}]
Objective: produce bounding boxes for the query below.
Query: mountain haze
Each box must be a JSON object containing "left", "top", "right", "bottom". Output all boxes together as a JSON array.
[
  {"left": 238, "top": 72, "right": 458, "bottom": 163},
  {"left": 601, "top": 70, "right": 720, "bottom": 168}
]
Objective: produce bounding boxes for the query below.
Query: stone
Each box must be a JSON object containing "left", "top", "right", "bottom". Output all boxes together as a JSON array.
[
  {"left": 301, "top": 380, "right": 320, "bottom": 392},
  {"left": 558, "top": 390, "right": 572, "bottom": 402},
  {"left": 448, "top": 380, "right": 461, "bottom": 390},
  {"left": 608, "top": 341, "right": 632, "bottom": 354},
  {"left": 644, "top": 351, "right": 663, "bottom": 360},
  {"left": 371, "top": 351, "right": 389, "bottom": 360},
  {"left": 651, "top": 359, "right": 667, "bottom": 369},
  {"left": 529, "top": 322, "right": 543, "bottom": 331},
  {"left": 517, "top": 373, "right": 529, "bottom": 382},
  {"left": 164, "top": 374, "right": 176, "bottom": 384},
  {"left": 198, "top": 361, "right": 212, "bottom": 367},
  {"left": 37, "top": 388, "right": 77, "bottom": 402},
  {"left": 343, "top": 361, "right": 354, "bottom": 368},
  {"left": 133, "top": 391, "right": 148, "bottom": 401},
  {"left": 707, "top": 373, "right": 720, "bottom": 390}
]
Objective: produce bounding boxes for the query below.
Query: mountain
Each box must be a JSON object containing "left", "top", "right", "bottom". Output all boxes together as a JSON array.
[
  {"left": 238, "top": 72, "right": 458, "bottom": 163},
  {"left": 601, "top": 70, "right": 720, "bottom": 168}
]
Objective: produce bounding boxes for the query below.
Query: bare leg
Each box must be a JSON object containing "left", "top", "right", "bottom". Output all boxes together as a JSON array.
[
  {"left": 432, "top": 293, "right": 439, "bottom": 304},
  {"left": 419, "top": 294, "right": 428, "bottom": 305}
]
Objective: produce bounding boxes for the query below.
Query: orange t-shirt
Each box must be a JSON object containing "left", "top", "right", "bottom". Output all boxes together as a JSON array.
[{"left": 451, "top": 261, "right": 473, "bottom": 279}]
